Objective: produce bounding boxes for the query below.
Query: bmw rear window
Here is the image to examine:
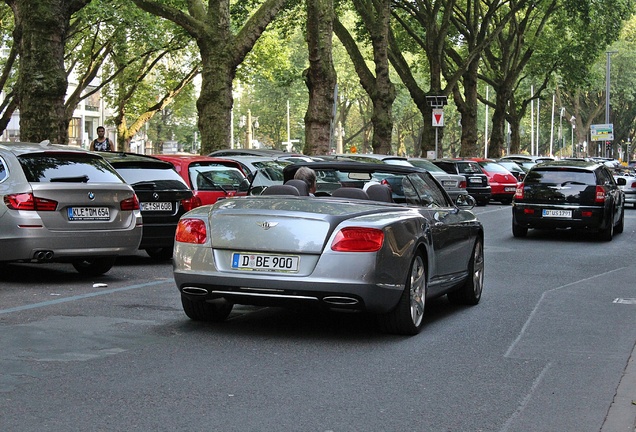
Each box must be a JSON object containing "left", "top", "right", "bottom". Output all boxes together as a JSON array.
[
  {"left": 18, "top": 152, "right": 125, "bottom": 183},
  {"left": 113, "top": 166, "right": 190, "bottom": 190}
]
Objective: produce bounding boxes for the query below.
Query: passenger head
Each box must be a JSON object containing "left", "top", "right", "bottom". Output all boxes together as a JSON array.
[{"left": 294, "top": 166, "right": 317, "bottom": 194}]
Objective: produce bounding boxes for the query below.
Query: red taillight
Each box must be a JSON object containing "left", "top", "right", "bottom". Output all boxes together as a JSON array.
[
  {"left": 4, "top": 193, "right": 58, "bottom": 211},
  {"left": 630, "top": 181, "right": 636, "bottom": 189},
  {"left": 595, "top": 186, "right": 606, "bottom": 203},
  {"left": 120, "top": 194, "right": 140, "bottom": 211},
  {"left": 459, "top": 180, "right": 467, "bottom": 189},
  {"left": 331, "top": 227, "right": 384, "bottom": 252},
  {"left": 582, "top": 211, "right": 593, "bottom": 217},
  {"left": 176, "top": 218, "right": 207, "bottom": 244},
  {"left": 182, "top": 196, "right": 202, "bottom": 211},
  {"left": 523, "top": 208, "right": 534, "bottom": 214},
  {"left": 515, "top": 183, "right": 525, "bottom": 200}
]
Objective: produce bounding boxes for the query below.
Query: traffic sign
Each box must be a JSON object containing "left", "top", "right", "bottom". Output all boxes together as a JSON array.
[
  {"left": 590, "top": 124, "right": 614, "bottom": 141},
  {"left": 432, "top": 108, "right": 444, "bottom": 127}
]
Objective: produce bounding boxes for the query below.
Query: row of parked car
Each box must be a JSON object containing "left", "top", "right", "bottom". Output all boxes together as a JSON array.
[{"left": 2, "top": 141, "right": 632, "bottom": 276}]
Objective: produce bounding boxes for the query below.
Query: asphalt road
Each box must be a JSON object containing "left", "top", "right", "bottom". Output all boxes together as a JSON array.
[{"left": 0, "top": 204, "right": 634, "bottom": 431}]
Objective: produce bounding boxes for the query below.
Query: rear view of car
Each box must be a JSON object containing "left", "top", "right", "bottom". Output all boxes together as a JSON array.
[
  {"left": 101, "top": 152, "right": 198, "bottom": 260},
  {"left": 432, "top": 159, "right": 491, "bottom": 206},
  {"left": 0, "top": 142, "right": 142, "bottom": 275},
  {"left": 512, "top": 160, "right": 624, "bottom": 241}
]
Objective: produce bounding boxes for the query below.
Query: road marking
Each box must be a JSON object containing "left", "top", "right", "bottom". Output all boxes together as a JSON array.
[
  {"left": 505, "top": 266, "right": 630, "bottom": 358},
  {"left": 613, "top": 298, "right": 636, "bottom": 305},
  {"left": 0, "top": 279, "right": 172, "bottom": 315}
]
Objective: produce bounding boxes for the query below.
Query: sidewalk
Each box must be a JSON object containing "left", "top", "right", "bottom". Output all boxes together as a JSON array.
[{"left": 601, "top": 342, "right": 636, "bottom": 432}]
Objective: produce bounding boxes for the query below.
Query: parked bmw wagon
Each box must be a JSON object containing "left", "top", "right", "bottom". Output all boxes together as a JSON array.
[
  {"left": 0, "top": 142, "right": 142, "bottom": 275},
  {"left": 100, "top": 152, "right": 199, "bottom": 260},
  {"left": 512, "top": 160, "right": 624, "bottom": 241}
]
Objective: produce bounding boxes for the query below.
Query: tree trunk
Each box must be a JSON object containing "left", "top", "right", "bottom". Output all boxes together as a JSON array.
[
  {"left": 454, "top": 57, "right": 480, "bottom": 157},
  {"left": 9, "top": 0, "right": 88, "bottom": 143},
  {"left": 303, "top": 0, "right": 336, "bottom": 155},
  {"left": 489, "top": 89, "right": 510, "bottom": 158}
]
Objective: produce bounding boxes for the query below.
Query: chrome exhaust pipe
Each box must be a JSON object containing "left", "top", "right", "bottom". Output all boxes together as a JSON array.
[
  {"left": 182, "top": 287, "right": 209, "bottom": 296},
  {"left": 33, "top": 250, "right": 54, "bottom": 262},
  {"left": 322, "top": 296, "right": 359, "bottom": 306}
]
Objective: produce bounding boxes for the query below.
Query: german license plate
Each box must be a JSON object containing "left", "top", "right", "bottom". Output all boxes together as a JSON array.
[
  {"left": 542, "top": 209, "right": 572, "bottom": 218},
  {"left": 442, "top": 180, "right": 456, "bottom": 186},
  {"left": 141, "top": 202, "right": 173, "bottom": 211},
  {"left": 468, "top": 176, "right": 482, "bottom": 184},
  {"left": 504, "top": 187, "right": 516, "bottom": 192},
  {"left": 231, "top": 253, "right": 300, "bottom": 272},
  {"left": 68, "top": 207, "right": 110, "bottom": 221}
]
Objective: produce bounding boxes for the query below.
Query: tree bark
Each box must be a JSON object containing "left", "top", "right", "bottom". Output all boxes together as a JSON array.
[
  {"left": 303, "top": 0, "right": 337, "bottom": 155},
  {"left": 7, "top": 0, "right": 90, "bottom": 143}
]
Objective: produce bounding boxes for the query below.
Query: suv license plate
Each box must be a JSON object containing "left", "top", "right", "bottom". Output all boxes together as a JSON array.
[
  {"left": 542, "top": 209, "right": 572, "bottom": 218},
  {"left": 68, "top": 207, "right": 110, "bottom": 221},
  {"left": 141, "top": 202, "right": 173, "bottom": 211},
  {"left": 231, "top": 253, "right": 300, "bottom": 272}
]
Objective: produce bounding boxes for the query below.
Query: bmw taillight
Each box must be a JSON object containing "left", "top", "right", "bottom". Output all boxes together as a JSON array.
[
  {"left": 515, "top": 183, "right": 525, "bottom": 200},
  {"left": 4, "top": 193, "right": 58, "bottom": 211},
  {"left": 459, "top": 180, "right": 467, "bottom": 188},
  {"left": 182, "top": 196, "right": 202, "bottom": 211},
  {"left": 331, "top": 227, "right": 384, "bottom": 252},
  {"left": 595, "top": 186, "right": 606, "bottom": 203},
  {"left": 176, "top": 218, "right": 207, "bottom": 244},
  {"left": 120, "top": 194, "right": 140, "bottom": 210}
]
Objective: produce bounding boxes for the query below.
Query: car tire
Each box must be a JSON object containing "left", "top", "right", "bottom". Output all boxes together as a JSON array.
[
  {"left": 447, "top": 238, "right": 484, "bottom": 306},
  {"left": 377, "top": 252, "right": 426, "bottom": 336},
  {"left": 512, "top": 218, "right": 528, "bottom": 238},
  {"left": 599, "top": 218, "right": 614, "bottom": 241},
  {"left": 500, "top": 198, "right": 512, "bottom": 205},
  {"left": 72, "top": 257, "right": 116, "bottom": 276},
  {"left": 615, "top": 208, "right": 625, "bottom": 234},
  {"left": 477, "top": 199, "right": 488, "bottom": 206},
  {"left": 145, "top": 247, "right": 173, "bottom": 261},
  {"left": 181, "top": 294, "right": 233, "bottom": 322}
]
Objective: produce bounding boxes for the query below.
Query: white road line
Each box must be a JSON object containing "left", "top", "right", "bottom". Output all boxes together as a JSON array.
[{"left": 0, "top": 279, "right": 172, "bottom": 315}]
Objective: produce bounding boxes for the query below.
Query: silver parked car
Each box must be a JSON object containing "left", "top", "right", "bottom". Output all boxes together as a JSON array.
[
  {"left": 0, "top": 142, "right": 142, "bottom": 275},
  {"left": 173, "top": 161, "right": 484, "bottom": 335},
  {"left": 613, "top": 168, "right": 636, "bottom": 208},
  {"left": 408, "top": 158, "right": 469, "bottom": 201}
]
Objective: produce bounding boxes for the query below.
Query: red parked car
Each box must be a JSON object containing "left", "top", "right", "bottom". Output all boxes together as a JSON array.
[
  {"left": 468, "top": 158, "right": 518, "bottom": 204},
  {"left": 153, "top": 154, "right": 250, "bottom": 205}
]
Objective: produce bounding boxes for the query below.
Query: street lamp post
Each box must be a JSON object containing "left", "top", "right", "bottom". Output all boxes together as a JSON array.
[
  {"left": 245, "top": 109, "right": 259, "bottom": 149},
  {"left": 570, "top": 116, "right": 576, "bottom": 157},
  {"left": 606, "top": 51, "right": 618, "bottom": 158}
]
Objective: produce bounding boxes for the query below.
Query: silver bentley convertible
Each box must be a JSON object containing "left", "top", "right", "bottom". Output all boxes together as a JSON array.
[{"left": 173, "top": 162, "right": 484, "bottom": 335}]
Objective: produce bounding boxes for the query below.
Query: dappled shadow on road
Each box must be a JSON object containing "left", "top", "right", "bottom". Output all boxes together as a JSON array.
[
  {"left": 169, "top": 296, "right": 469, "bottom": 342},
  {"left": 0, "top": 254, "right": 170, "bottom": 285}
]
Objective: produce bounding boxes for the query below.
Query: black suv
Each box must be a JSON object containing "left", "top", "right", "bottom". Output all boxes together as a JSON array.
[
  {"left": 100, "top": 152, "right": 199, "bottom": 259},
  {"left": 512, "top": 160, "right": 625, "bottom": 241},
  {"left": 431, "top": 159, "right": 491, "bottom": 205}
]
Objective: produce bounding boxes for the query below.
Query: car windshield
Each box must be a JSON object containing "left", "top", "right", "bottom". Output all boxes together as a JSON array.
[
  {"left": 409, "top": 159, "right": 447, "bottom": 173},
  {"left": 189, "top": 165, "right": 246, "bottom": 191},
  {"left": 457, "top": 162, "right": 482, "bottom": 174},
  {"left": 312, "top": 167, "right": 450, "bottom": 208},
  {"left": 18, "top": 152, "right": 124, "bottom": 183},
  {"left": 252, "top": 160, "right": 290, "bottom": 181},
  {"left": 525, "top": 169, "right": 596, "bottom": 186},
  {"left": 480, "top": 162, "right": 510, "bottom": 174},
  {"left": 115, "top": 166, "right": 190, "bottom": 189}
]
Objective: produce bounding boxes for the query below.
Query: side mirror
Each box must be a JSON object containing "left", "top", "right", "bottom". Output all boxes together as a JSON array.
[
  {"left": 238, "top": 178, "right": 250, "bottom": 192},
  {"left": 616, "top": 177, "right": 627, "bottom": 186},
  {"left": 456, "top": 193, "right": 476, "bottom": 209}
]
